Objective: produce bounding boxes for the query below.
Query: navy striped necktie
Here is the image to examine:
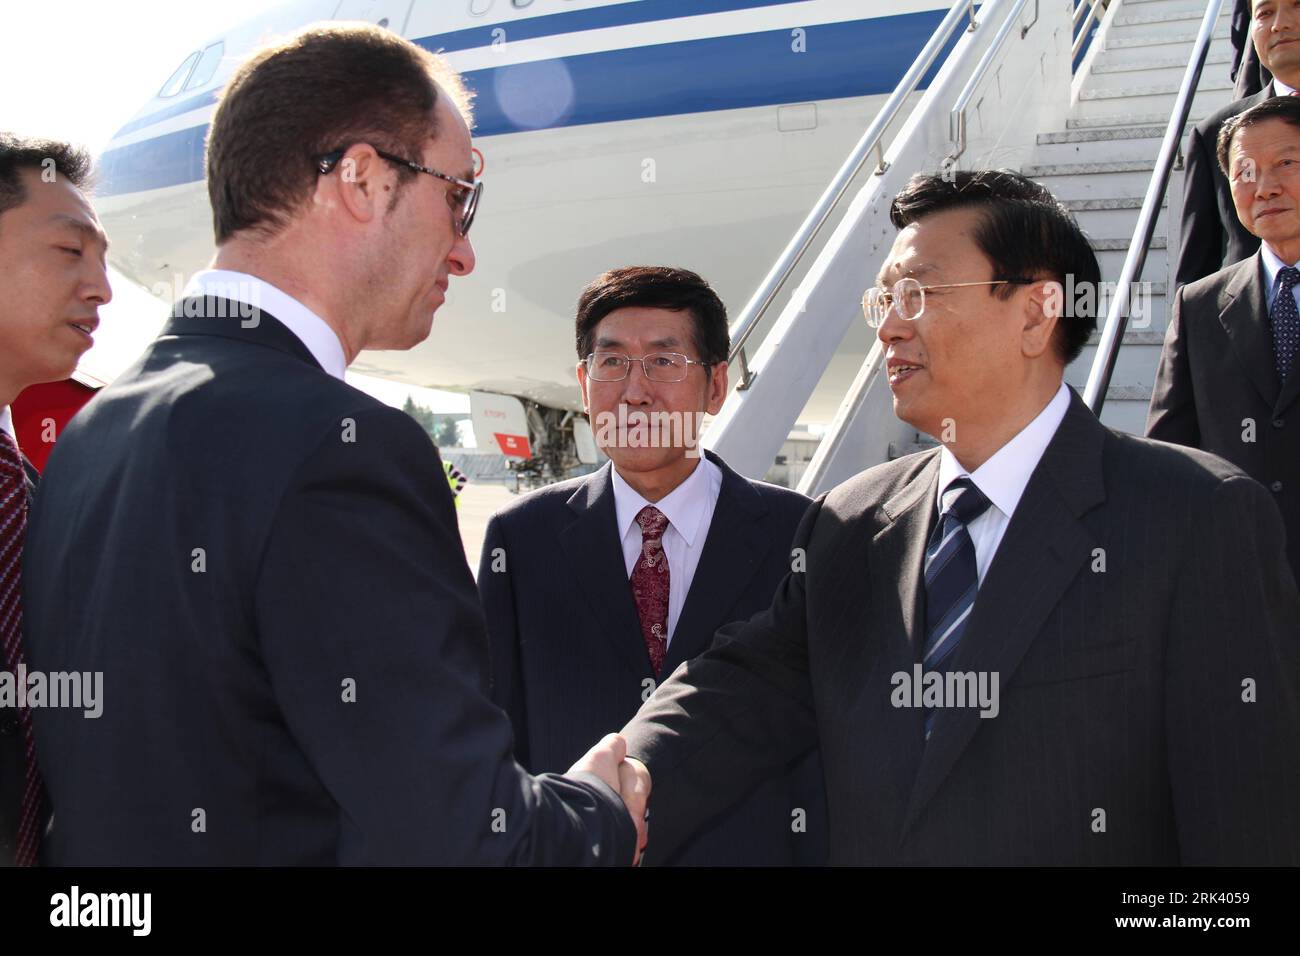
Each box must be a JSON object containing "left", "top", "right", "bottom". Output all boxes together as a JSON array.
[{"left": 921, "top": 477, "right": 992, "bottom": 740}]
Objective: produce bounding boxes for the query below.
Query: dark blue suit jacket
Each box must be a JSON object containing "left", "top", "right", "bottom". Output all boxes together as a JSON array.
[
  {"left": 22, "top": 300, "right": 636, "bottom": 865},
  {"left": 479, "top": 450, "right": 827, "bottom": 865}
]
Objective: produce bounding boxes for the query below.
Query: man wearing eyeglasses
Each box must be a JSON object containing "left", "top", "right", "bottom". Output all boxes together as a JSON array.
[
  {"left": 614, "top": 170, "right": 1300, "bottom": 865},
  {"left": 20, "top": 24, "right": 646, "bottom": 866},
  {"left": 478, "top": 265, "right": 827, "bottom": 865}
]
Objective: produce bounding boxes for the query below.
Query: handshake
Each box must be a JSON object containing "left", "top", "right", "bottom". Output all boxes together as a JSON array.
[{"left": 569, "top": 734, "right": 652, "bottom": 865}]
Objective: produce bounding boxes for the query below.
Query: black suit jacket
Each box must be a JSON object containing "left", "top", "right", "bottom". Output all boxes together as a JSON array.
[
  {"left": 0, "top": 453, "right": 49, "bottom": 866},
  {"left": 1177, "top": 86, "right": 1272, "bottom": 288},
  {"left": 479, "top": 451, "right": 827, "bottom": 865},
  {"left": 1231, "top": 0, "right": 1269, "bottom": 100},
  {"left": 623, "top": 390, "right": 1300, "bottom": 865},
  {"left": 22, "top": 298, "right": 636, "bottom": 866},
  {"left": 1148, "top": 252, "right": 1300, "bottom": 591}
]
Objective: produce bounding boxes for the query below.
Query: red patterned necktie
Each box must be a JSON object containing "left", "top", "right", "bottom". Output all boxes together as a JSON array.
[
  {"left": 0, "top": 431, "right": 43, "bottom": 866},
  {"left": 630, "top": 505, "right": 670, "bottom": 676}
]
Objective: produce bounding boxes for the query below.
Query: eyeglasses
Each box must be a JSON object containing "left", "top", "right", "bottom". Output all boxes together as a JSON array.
[
  {"left": 862, "top": 276, "right": 1033, "bottom": 327},
  {"left": 315, "top": 146, "right": 483, "bottom": 238},
  {"left": 584, "top": 351, "right": 712, "bottom": 383}
]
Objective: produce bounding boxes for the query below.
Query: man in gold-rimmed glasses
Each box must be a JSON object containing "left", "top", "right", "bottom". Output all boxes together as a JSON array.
[{"left": 614, "top": 169, "right": 1300, "bottom": 866}]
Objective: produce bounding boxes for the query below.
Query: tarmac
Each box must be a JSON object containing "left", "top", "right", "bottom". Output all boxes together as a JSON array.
[{"left": 454, "top": 481, "right": 520, "bottom": 577}]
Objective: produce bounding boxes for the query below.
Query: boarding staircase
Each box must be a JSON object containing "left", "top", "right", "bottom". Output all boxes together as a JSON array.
[{"left": 705, "top": 0, "right": 1236, "bottom": 495}]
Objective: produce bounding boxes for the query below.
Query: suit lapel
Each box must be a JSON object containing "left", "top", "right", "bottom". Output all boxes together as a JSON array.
[
  {"left": 660, "top": 452, "right": 772, "bottom": 674},
  {"left": 856, "top": 454, "right": 943, "bottom": 812},
  {"left": 873, "top": 452, "right": 942, "bottom": 657},
  {"left": 558, "top": 464, "right": 654, "bottom": 677},
  {"left": 1217, "top": 253, "right": 1281, "bottom": 410},
  {"left": 900, "top": 391, "right": 1106, "bottom": 840}
]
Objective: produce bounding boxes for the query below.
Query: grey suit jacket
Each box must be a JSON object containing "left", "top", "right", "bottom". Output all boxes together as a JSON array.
[
  {"left": 1148, "top": 252, "right": 1300, "bottom": 592},
  {"left": 624, "top": 390, "right": 1300, "bottom": 864}
]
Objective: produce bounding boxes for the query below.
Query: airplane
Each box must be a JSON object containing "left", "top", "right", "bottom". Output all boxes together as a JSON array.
[{"left": 90, "top": 0, "right": 952, "bottom": 485}]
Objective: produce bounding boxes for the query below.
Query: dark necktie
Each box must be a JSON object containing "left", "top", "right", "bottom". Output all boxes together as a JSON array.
[
  {"left": 1271, "top": 266, "right": 1300, "bottom": 383},
  {"left": 0, "top": 432, "right": 43, "bottom": 865},
  {"left": 630, "top": 506, "right": 670, "bottom": 677},
  {"left": 921, "top": 477, "right": 992, "bottom": 740}
]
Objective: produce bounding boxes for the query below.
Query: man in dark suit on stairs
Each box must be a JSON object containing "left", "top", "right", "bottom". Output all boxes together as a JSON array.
[
  {"left": 616, "top": 171, "right": 1300, "bottom": 865},
  {"left": 1179, "top": 0, "right": 1300, "bottom": 286},
  {"left": 480, "top": 266, "right": 827, "bottom": 865},
  {"left": 1151, "top": 94, "right": 1300, "bottom": 593}
]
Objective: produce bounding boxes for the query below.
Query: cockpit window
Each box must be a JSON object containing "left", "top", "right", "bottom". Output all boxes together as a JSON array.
[
  {"left": 158, "top": 51, "right": 200, "bottom": 99},
  {"left": 185, "top": 42, "right": 225, "bottom": 92}
]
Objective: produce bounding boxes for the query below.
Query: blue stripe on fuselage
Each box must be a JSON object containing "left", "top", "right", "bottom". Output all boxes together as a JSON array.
[
  {"left": 98, "top": 10, "right": 947, "bottom": 198},
  {"left": 112, "top": 0, "right": 810, "bottom": 139},
  {"left": 428, "top": 0, "right": 812, "bottom": 53}
]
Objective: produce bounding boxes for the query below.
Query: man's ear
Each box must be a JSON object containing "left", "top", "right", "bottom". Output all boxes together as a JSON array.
[
  {"left": 1021, "top": 279, "right": 1062, "bottom": 360},
  {"left": 576, "top": 360, "right": 591, "bottom": 415},
  {"left": 316, "top": 144, "right": 387, "bottom": 224},
  {"left": 706, "top": 359, "right": 729, "bottom": 416}
]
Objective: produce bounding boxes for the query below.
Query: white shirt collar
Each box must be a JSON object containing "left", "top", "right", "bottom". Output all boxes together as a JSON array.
[
  {"left": 1260, "top": 243, "right": 1300, "bottom": 303},
  {"left": 0, "top": 406, "right": 15, "bottom": 443},
  {"left": 611, "top": 455, "right": 721, "bottom": 548},
  {"left": 936, "top": 382, "right": 1071, "bottom": 520},
  {"left": 1276, "top": 78, "right": 1298, "bottom": 97},
  {"left": 181, "top": 269, "right": 348, "bottom": 380}
]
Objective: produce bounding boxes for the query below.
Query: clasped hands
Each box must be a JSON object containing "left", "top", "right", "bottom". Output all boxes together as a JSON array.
[{"left": 569, "top": 733, "right": 652, "bottom": 865}]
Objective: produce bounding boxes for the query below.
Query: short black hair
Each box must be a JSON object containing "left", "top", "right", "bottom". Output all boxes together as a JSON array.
[
  {"left": 575, "top": 266, "right": 730, "bottom": 372},
  {"left": 1217, "top": 95, "right": 1300, "bottom": 177},
  {"left": 0, "top": 132, "right": 93, "bottom": 219},
  {"left": 888, "top": 169, "right": 1101, "bottom": 365}
]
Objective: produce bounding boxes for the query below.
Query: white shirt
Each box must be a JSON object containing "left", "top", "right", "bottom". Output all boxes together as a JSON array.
[
  {"left": 1276, "top": 78, "right": 1297, "bottom": 97},
  {"left": 1260, "top": 242, "right": 1300, "bottom": 315},
  {"left": 935, "top": 382, "right": 1071, "bottom": 584},
  {"left": 612, "top": 456, "right": 723, "bottom": 647},
  {"left": 0, "top": 406, "right": 14, "bottom": 443},
  {"left": 181, "top": 269, "right": 348, "bottom": 380}
]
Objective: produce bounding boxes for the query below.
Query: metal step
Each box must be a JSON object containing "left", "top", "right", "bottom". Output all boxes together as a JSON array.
[
  {"left": 1066, "top": 112, "right": 1204, "bottom": 129},
  {"left": 1086, "top": 328, "right": 1166, "bottom": 346},
  {"left": 1029, "top": 131, "right": 1166, "bottom": 164},
  {"left": 1022, "top": 159, "right": 1161, "bottom": 200},
  {"left": 1089, "top": 49, "right": 1231, "bottom": 75},
  {"left": 1072, "top": 87, "right": 1234, "bottom": 121},
  {"left": 1069, "top": 343, "right": 1164, "bottom": 392},
  {"left": 1094, "top": 241, "right": 1169, "bottom": 282},
  {"left": 1104, "top": 25, "right": 1230, "bottom": 48},
  {"left": 1022, "top": 159, "right": 1157, "bottom": 176},
  {"left": 1079, "top": 78, "right": 1232, "bottom": 100},
  {"left": 1085, "top": 60, "right": 1234, "bottom": 93},
  {"left": 1111, "top": 7, "right": 1231, "bottom": 28},
  {"left": 1039, "top": 124, "right": 1186, "bottom": 143}
]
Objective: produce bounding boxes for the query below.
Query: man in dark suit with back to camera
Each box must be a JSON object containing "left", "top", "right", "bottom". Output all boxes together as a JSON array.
[
  {"left": 1151, "top": 95, "right": 1300, "bottom": 593},
  {"left": 479, "top": 265, "right": 826, "bottom": 865},
  {"left": 1179, "top": 0, "right": 1300, "bottom": 286},
  {"left": 22, "top": 25, "right": 646, "bottom": 866},
  {"left": 0, "top": 134, "right": 111, "bottom": 866},
  {"left": 616, "top": 170, "right": 1300, "bottom": 865}
]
